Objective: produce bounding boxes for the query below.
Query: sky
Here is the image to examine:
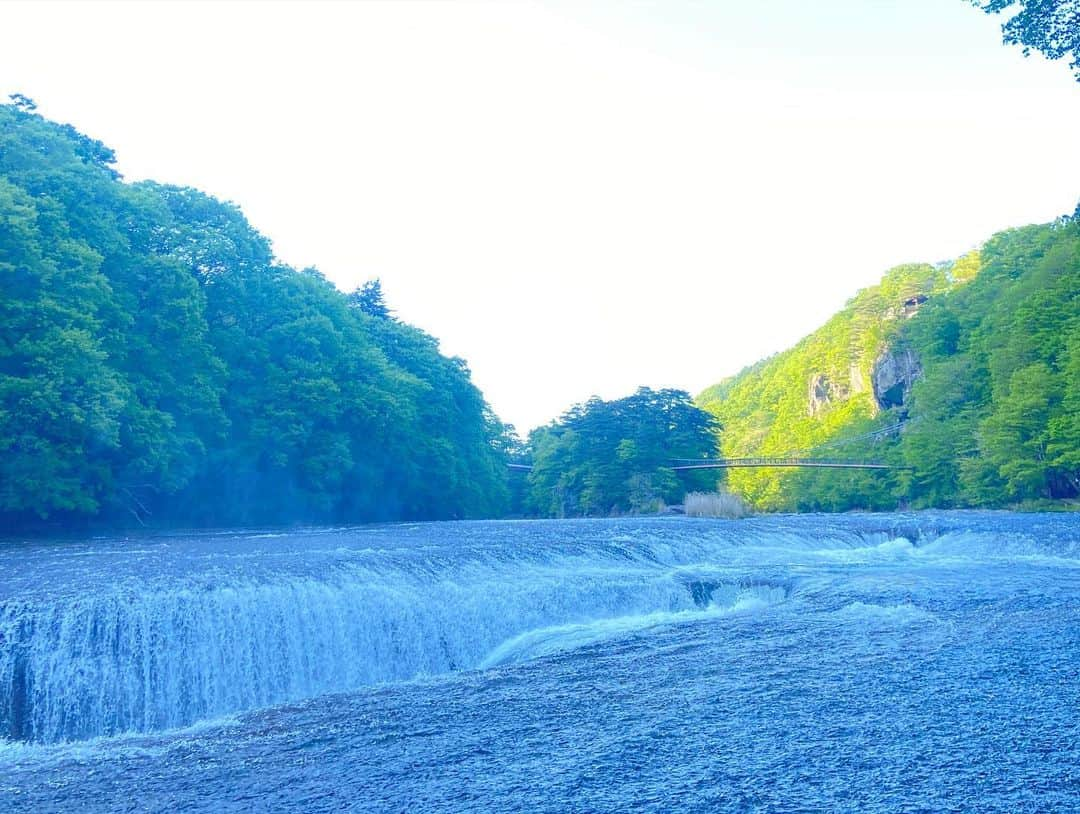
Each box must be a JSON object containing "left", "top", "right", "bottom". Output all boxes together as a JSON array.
[{"left": 3, "top": 0, "right": 1080, "bottom": 433}]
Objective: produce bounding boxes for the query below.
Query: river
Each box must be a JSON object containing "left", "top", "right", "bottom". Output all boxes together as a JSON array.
[{"left": 1, "top": 513, "right": 1078, "bottom": 812}]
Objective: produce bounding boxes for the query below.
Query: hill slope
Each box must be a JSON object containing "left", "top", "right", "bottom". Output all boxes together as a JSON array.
[
  {"left": 697, "top": 219, "right": 1080, "bottom": 511},
  {"left": 0, "top": 100, "right": 510, "bottom": 529}
]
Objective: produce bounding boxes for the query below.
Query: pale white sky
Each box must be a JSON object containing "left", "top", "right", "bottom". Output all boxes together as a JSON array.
[{"left": 3, "top": 1, "right": 1080, "bottom": 432}]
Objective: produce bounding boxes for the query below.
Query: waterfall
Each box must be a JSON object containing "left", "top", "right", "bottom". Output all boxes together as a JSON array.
[
  {"left": 0, "top": 544, "right": 785, "bottom": 744},
  {"left": 4, "top": 513, "right": 1070, "bottom": 745}
]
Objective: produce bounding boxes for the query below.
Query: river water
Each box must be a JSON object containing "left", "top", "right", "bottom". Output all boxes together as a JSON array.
[{"left": 1, "top": 513, "right": 1078, "bottom": 812}]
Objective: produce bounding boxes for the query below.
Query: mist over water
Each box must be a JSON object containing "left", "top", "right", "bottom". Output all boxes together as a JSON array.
[{"left": 2, "top": 513, "right": 1079, "bottom": 812}]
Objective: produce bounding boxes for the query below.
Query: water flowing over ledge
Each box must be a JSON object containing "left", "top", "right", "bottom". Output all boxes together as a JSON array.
[{"left": 2, "top": 513, "right": 1078, "bottom": 745}]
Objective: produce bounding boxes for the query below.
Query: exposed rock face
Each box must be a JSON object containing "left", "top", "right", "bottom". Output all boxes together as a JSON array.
[
  {"left": 808, "top": 374, "right": 830, "bottom": 416},
  {"left": 849, "top": 363, "right": 866, "bottom": 395},
  {"left": 902, "top": 294, "right": 928, "bottom": 317},
  {"left": 872, "top": 344, "right": 922, "bottom": 410},
  {"left": 808, "top": 373, "right": 849, "bottom": 416}
]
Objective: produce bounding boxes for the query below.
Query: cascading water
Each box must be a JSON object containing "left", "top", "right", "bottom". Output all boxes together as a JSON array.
[
  {"left": 0, "top": 574, "right": 683, "bottom": 742},
  {"left": 0, "top": 518, "right": 891, "bottom": 744},
  {"left": 3, "top": 513, "right": 1080, "bottom": 814}
]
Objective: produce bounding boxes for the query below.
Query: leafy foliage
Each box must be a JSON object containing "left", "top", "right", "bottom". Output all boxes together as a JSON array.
[
  {"left": 348, "top": 278, "right": 392, "bottom": 320},
  {"left": 970, "top": 0, "right": 1080, "bottom": 81},
  {"left": 900, "top": 221, "right": 1080, "bottom": 506},
  {"left": 698, "top": 263, "right": 950, "bottom": 511},
  {"left": 698, "top": 218, "right": 1080, "bottom": 511},
  {"left": 523, "top": 388, "right": 719, "bottom": 517},
  {"left": 0, "top": 102, "right": 510, "bottom": 528}
]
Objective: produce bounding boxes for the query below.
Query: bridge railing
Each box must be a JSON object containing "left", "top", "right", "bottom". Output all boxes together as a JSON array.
[
  {"left": 669, "top": 457, "right": 903, "bottom": 470},
  {"left": 510, "top": 458, "right": 907, "bottom": 472}
]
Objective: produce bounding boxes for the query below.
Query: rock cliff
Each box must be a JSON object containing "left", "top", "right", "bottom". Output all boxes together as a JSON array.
[{"left": 872, "top": 344, "right": 921, "bottom": 410}]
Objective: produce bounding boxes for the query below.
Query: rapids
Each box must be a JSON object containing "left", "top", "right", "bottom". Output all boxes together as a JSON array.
[{"left": 1, "top": 513, "right": 1078, "bottom": 812}]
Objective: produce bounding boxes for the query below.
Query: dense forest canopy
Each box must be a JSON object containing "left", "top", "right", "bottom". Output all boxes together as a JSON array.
[
  {"left": 0, "top": 98, "right": 512, "bottom": 529},
  {"left": 520, "top": 388, "right": 719, "bottom": 517},
  {"left": 698, "top": 215, "right": 1080, "bottom": 511},
  {"left": 3, "top": 90, "right": 1077, "bottom": 528},
  {"left": 696, "top": 3, "right": 1080, "bottom": 512}
]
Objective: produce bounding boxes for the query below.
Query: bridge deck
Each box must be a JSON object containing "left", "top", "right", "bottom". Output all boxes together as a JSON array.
[
  {"left": 509, "top": 459, "right": 905, "bottom": 472},
  {"left": 669, "top": 458, "right": 902, "bottom": 470}
]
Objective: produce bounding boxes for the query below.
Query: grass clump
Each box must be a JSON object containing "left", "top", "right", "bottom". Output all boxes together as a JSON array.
[{"left": 683, "top": 491, "right": 751, "bottom": 518}]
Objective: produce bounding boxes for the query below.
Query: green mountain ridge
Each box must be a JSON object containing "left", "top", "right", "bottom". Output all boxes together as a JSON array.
[
  {"left": 697, "top": 218, "right": 1080, "bottom": 511},
  {"left": 0, "top": 101, "right": 512, "bottom": 530},
  {"left": 3, "top": 100, "right": 1078, "bottom": 526}
]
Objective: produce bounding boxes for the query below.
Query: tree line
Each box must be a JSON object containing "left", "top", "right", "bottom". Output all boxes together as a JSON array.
[
  {"left": 0, "top": 98, "right": 512, "bottom": 529},
  {"left": 698, "top": 217, "right": 1080, "bottom": 511},
  {"left": 6, "top": 89, "right": 1075, "bottom": 527},
  {"left": 518, "top": 388, "right": 720, "bottom": 517}
]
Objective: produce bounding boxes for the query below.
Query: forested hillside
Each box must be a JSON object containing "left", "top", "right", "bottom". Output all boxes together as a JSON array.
[
  {"left": 521, "top": 388, "right": 718, "bottom": 517},
  {"left": 0, "top": 99, "right": 511, "bottom": 529},
  {"left": 698, "top": 216, "right": 1080, "bottom": 511}
]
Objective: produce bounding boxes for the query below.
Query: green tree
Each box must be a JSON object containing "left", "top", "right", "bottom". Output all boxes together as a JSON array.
[
  {"left": 699, "top": 218, "right": 1080, "bottom": 510},
  {"left": 0, "top": 179, "right": 124, "bottom": 517},
  {"left": 970, "top": 1, "right": 1080, "bottom": 81},
  {"left": 8, "top": 93, "right": 36, "bottom": 112},
  {"left": 1047, "top": 335, "right": 1080, "bottom": 496},
  {"left": 0, "top": 100, "right": 511, "bottom": 529},
  {"left": 974, "top": 363, "right": 1061, "bottom": 500},
  {"left": 525, "top": 388, "right": 718, "bottom": 517},
  {"left": 348, "top": 278, "right": 392, "bottom": 320}
]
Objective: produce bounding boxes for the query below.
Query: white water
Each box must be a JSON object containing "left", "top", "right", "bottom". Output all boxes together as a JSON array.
[{"left": 2, "top": 513, "right": 1077, "bottom": 746}]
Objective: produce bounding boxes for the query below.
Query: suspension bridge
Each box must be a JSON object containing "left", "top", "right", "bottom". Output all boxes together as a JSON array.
[
  {"left": 508, "top": 421, "right": 911, "bottom": 472},
  {"left": 668, "top": 457, "right": 903, "bottom": 470},
  {"left": 509, "top": 458, "right": 906, "bottom": 472}
]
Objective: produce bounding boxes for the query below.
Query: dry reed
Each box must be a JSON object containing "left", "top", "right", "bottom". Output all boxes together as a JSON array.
[{"left": 682, "top": 490, "right": 751, "bottom": 518}]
